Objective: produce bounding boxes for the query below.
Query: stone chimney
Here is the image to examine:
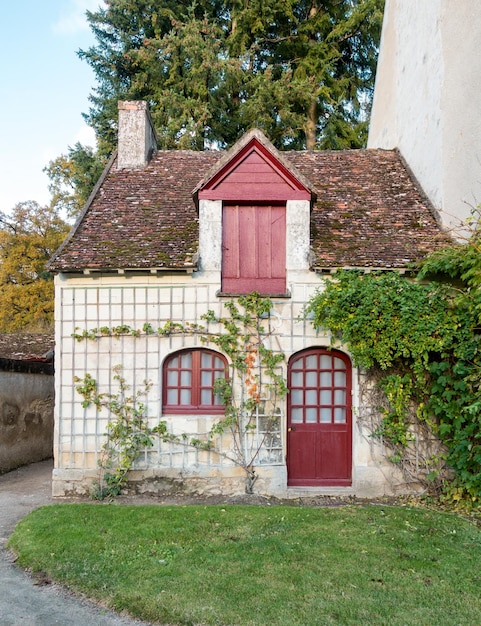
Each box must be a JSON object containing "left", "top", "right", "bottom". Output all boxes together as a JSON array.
[{"left": 117, "top": 101, "right": 158, "bottom": 169}]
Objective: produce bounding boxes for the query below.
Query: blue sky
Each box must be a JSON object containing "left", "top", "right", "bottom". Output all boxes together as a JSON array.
[{"left": 0, "top": 0, "right": 102, "bottom": 214}]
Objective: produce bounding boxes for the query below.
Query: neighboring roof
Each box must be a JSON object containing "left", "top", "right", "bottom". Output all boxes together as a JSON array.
[
  {"left": 49, "top": 140, "right": 450, "bottom": 273},
  {"left": 0, "top": 334, "right": 54, "bottom": 361}
]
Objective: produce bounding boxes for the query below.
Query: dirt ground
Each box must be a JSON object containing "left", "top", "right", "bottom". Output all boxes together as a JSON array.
[
  {"left": 113, "top": 489, "right": 366, "bottom": 508},
  {"left": 107, "top": 472, "right": 407, "bottom": 508}
]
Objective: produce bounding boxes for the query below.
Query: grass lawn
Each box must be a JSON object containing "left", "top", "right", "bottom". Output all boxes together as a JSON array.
[{"left": 8, "top": 503, "right": 481, "bottom": 625}]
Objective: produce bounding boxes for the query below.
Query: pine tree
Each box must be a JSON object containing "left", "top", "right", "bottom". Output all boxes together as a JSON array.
[{"left": 79, "top": 0, "right": 384, "bottom": 154}]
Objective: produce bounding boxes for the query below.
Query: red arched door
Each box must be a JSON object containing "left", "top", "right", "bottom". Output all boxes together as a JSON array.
[{"left": 287, "top": 348, "right": 352, "bottom": 486}]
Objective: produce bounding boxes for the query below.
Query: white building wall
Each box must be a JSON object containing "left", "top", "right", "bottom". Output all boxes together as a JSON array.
[
  {"left": 368, "top": 0, "right": 481, "bottom": 234},
  {"left": 286, "top": 200, "right": 311, "bottom": 273},
  {"left": 198, "top": 200, "right": 223, "bottom": 273},
  {"left": 52, "top": 270, "right": 403, "bottom": 498}
]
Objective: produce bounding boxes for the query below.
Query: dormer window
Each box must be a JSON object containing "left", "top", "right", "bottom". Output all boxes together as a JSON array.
[{"left": 195, "top": 130, "right": 313, "bottom": 297}]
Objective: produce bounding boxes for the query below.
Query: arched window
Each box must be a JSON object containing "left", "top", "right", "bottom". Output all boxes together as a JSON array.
[
  {"left": 289, "top": 349, "right": 351, "bottom": 425},
  {"left": 162, "top": 349, "right": 227, "bottom": 414}
]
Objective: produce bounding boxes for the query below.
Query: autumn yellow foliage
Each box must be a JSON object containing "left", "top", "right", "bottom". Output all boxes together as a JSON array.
[{"left": 0, "top": 201, "right": 69, "bottom": 331}]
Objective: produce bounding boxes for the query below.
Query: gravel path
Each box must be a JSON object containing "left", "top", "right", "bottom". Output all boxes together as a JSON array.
[{"left": 0, "top": 460, "right": 150, "bottom": 626}]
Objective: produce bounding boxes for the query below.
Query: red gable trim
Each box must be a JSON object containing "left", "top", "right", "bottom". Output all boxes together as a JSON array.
[{"left": 198, "top": 138, "right": 311, "bottom": 202}]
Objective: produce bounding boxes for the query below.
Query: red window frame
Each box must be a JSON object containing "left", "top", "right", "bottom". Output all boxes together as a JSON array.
[
  {"left": 163, "top": 348, "right": 227, "bottom": 414},
  {"left": 288, "top": 349, "right": 352, "bottom": 425}
]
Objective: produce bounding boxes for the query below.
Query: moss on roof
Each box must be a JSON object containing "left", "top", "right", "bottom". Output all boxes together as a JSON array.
[{"left": 49, "top": 147, "right": 450, "bottom": 272}]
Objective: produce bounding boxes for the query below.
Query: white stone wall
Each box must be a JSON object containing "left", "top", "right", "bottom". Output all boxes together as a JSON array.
[
  {"left": 52, "top": 271, "right": 404, "bottom": 498},
  {"left": 368, "top": 0, "right": 481, "bottom": 234}
]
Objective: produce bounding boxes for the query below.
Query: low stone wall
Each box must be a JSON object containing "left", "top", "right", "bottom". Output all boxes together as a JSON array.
[{"left": 0, "top": 358, "right": 54, "bottom": 473}]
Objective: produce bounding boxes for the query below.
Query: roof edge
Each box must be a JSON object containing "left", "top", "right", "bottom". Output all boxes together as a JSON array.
[
  {"left": 192, "top": 128, "right": 317, "bottom": 200},
  {"left": 47, "top": 151, "right": 118, "bottom": 272},
  {"left": 52, "top": 265, "right": 198, "bottom": 276}
]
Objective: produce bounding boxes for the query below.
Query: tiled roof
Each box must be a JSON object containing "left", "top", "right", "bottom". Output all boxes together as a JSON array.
[
  {"left": 287, "top": 149, "right": 449, "bottom": 268},
  {"left": 49, "top": 146, "right": 450, "bottom": 272},
  {"left": 49, "top": 150, "right": 218, "bottom": 272},
  {"left": 0, "top": 334, "right": 54, "bottom": 361}
]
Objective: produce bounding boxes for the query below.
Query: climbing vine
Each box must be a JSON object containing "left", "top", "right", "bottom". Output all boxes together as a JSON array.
[
  {"left": 199, "top": 294, "right": 287, "bottom": 493},
  {"left": 305, "top": 258, "right": 481, "bottom": 504},
  {"left": 75, "top": 365, "right": 170, "bottom": 498},
  {"left": 74, "top": 293, "right": 286, "bottom": 496}
]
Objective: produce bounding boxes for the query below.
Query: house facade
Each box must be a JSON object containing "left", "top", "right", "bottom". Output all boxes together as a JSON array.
[{"left": 48, "top": 101, "right": 448, "bottom": 498}]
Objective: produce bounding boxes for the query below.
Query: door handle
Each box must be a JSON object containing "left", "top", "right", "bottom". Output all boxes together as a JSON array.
[{"left": 288, "top": 426, "right": 296, "bottom": 432}]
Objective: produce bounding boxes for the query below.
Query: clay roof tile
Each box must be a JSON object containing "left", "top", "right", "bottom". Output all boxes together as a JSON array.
[{"left": 48, "top": 145, "right": 450, "bottom": 272}]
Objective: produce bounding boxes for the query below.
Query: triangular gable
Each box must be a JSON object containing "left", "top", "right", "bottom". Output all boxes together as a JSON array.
[{"left": 195, "top": 129, "right": 314, "bottom": 202}]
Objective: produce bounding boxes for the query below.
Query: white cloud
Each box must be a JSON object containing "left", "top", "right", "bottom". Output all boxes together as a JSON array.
[
  {"left": 53, "top": 0, "right": 104, "bottom": 35},
  {"left": 74, "top": 124, "right": 97, "bottom": 149}
]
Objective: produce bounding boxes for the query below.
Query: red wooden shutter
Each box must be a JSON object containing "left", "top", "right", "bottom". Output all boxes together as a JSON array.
[{"left": 222, "top": 204, "right": 286, "bottom": 294}]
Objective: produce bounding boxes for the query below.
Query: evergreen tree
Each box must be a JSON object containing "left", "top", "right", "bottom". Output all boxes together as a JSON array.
[
  {"left": 45, "top": 143, "right": 105, "bottom": 220},
  {"left": 79, "top": 0, "right": 384, "bottom": 154},
  {"left": 45, "top": 1, "right": 383, "bottom": 219}
]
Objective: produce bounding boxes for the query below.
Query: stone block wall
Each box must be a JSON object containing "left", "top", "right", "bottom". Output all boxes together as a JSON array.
[
  {"left": 53, "top": 274, "right": 403, "bottom": 498},
  {"left": 0, "top": 359, "right": 54, "bottom": 473}
]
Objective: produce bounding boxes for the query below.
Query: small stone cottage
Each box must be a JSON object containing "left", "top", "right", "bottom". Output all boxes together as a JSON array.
[{"left": 48, "top": 101, "right": 448, "bottom": 498}]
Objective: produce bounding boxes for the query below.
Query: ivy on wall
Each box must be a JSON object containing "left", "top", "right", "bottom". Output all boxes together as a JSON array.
[{"left": 305, "top": 254, "right": 481, "bottom": 503}]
